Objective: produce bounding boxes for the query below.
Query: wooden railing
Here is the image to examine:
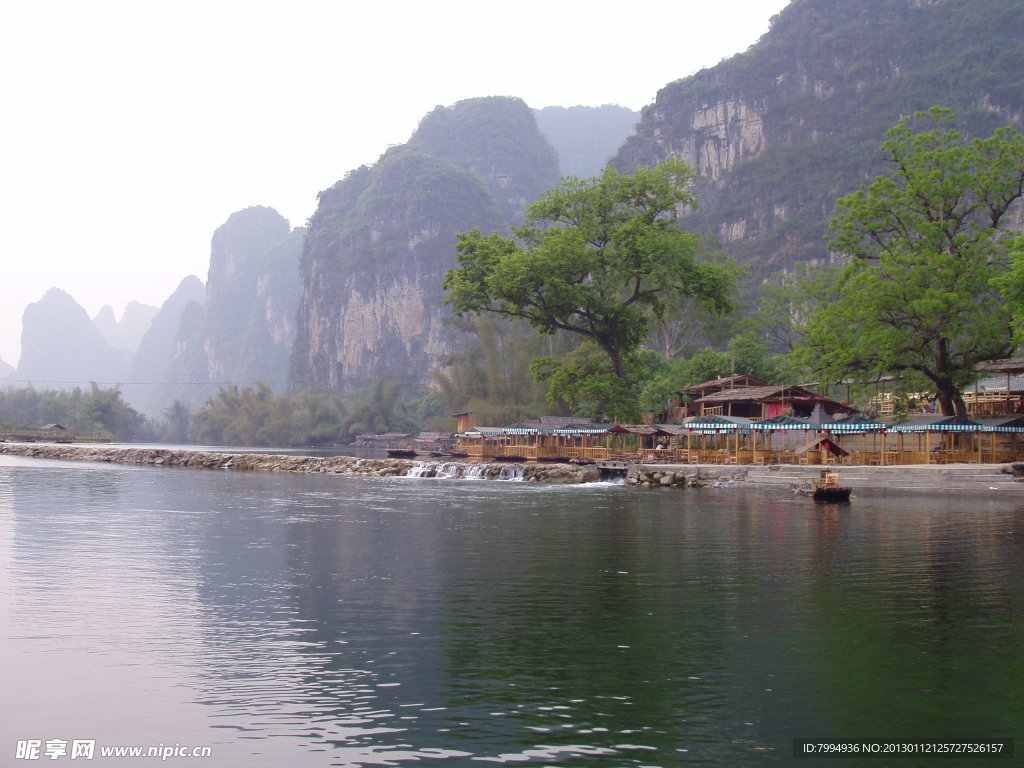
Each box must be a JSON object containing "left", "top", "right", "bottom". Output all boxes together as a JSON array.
[
  {"left": 965, "top": 393, "right": 1017, "bottom": 416},
  {"left": 456, "top": 440, "right": 1019, "bottom": 466},
  {"left": 558, "top": 446, "right": 611, "bottom": 461}
]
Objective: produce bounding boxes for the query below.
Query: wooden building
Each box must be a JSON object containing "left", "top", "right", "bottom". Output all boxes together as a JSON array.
[{"left": 689, "top": 382, "right": 849, "bottom": 420}]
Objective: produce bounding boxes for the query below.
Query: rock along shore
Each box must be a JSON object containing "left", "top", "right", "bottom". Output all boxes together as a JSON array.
[{"left": 0, "top": 443, "right": 600, "bottom": 484}]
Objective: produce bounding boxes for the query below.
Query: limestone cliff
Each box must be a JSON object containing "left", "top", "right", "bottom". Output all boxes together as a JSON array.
[
  {"left": 201, "top": 206, "right": 296, "bottom": 383},
  {"left": 613, "top": 0, "right": 1024, "bottom": 279},
  {"left": 408, "top": 96, "right": 560, "bottom": 224},
  {"left": 291, "top": 96, "right": 560, "bottom": 395}
]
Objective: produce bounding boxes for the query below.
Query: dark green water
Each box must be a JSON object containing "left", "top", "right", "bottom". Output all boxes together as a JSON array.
[{"left": 1, "top": 455, "right": 1021, "bottom": 767}]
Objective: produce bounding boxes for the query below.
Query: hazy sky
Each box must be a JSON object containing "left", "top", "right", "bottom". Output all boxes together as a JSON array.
[{"left": 0, "top": 0, "right": 790, "bottom": 367}]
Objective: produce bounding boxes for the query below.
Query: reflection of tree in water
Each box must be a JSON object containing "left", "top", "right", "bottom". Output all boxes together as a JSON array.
[
  {"left": 800, "top": 498, "right": 1024, "bottom": 743},
  {"left": 434, "top": 491, "right": 793, "bottom": 761}
]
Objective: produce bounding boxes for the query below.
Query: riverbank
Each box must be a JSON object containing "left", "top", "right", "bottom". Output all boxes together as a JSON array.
[
  {"left": 0, "top": 443, "right": 600, "bottom": 483},
  {"left": 2, "top": 442, "right": 1021, "bottom": 493}
]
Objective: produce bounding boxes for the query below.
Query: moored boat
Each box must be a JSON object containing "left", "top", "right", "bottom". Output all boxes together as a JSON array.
[{"left": 795, "top": 470, "right": 852, "bottom": 501}]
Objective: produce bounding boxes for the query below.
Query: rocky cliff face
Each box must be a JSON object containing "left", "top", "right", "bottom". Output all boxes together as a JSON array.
[
  {"left": 613, "top": 0, "right": 1024, "bottom": 279},
  {"left": 201, "top": 206, "right": 296, "bottom": 382},
  {"left": 153, "top": 207, "right": 302, "bottom": 411},
  {"left": 291, "top": 97, "right": 560, "bottom": 395}
]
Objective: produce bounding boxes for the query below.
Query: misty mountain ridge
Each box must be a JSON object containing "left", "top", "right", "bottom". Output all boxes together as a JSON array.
[
  {"left": 134, "top": 206, "right": 303, "bottom": 417},
  {"left": 4, "top": 101, "right": 644, "bottom": 413},
  {"left": 13, "top": 288, "right": 133, "bottom": 386},
  {"left": 123, "top": 275, "right": 206, "bottom": 416},
  {"left": 93, "top": 301, "right": 159, "bottom": 353},
  {"left": 533, "top": 104, "right": 639, "bottom": 178}
]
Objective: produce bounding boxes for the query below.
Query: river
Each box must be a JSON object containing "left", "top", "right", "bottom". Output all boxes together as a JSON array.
[{"left": 1, "top": 454, "right": 1021, "bottom": 766}]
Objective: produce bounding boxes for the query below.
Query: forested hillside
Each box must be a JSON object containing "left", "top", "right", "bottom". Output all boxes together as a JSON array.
[{"left": 290, "top": 96, "right": 561, "bottom": 396}]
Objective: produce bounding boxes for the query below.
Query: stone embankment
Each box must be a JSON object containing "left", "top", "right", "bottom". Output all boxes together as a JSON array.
[
  {"left": 0, "top": 443, "right": 599, "bottom": 484},
  {"left": 626, "top": 465, "right": 748, "bottom": 488},
  {"left": 628, "top": 461, "right": 1024, "bottom": 494}
]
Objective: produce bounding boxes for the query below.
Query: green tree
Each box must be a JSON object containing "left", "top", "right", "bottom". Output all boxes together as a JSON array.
[
  {"left": 749, "top": 262, "right": 844, "bottom": 354},
  {"left": 81, "top": 384, "right": 149, "bottom": 440},
  {"left": 430, "top": 315, "right": 568, "bottom": 425},
  {"left": 162, "top": 400, "right": 191, "bottom": 444},
  {"left": 443, "top": 159, "right": 736, "bottom": 401},
  {"left": 679, "top": 332, "right": 780, "bottom": 388},
  {"left": 636, "top": 351, "right": 688, "bottom": 419},
  {"left": 649, "top": 238, "right": 746, "bottom": 358},
  {"left": 800, "top": 108, "right": 1024, "bottom": 416},
  {"left": 532, "top": 341, "right": 640, "bottom": 422}
]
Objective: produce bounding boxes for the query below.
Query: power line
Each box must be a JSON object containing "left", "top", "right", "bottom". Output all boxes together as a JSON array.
[{"left": 1, "top": 378, "right": 291, "bottom": 388}]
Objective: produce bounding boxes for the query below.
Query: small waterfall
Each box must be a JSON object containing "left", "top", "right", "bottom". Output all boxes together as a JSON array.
[
  {"left": 498, "top": 464, "right": 525, "bottom": 481},
  {"left": 435, "top": 462, "right": 466, "bottom": 478},
  {"left": 404, "top": 461, "right": 526, "bottom": 481}
]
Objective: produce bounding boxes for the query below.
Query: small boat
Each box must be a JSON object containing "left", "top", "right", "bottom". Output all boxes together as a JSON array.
[
  {"left": 386, "top": 449, "right": 418, "bottom": 458},
  {"left": 795, "top": 470, "right": 852, "bottom": 501}
]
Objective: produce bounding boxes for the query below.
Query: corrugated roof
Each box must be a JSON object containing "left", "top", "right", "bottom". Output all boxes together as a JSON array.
[
  {"left": 681, "top": 415, "right": 756, "bottom": 431},
  {"left": 973, "top": 417, "right": 1024, "bottom": 432},
  {"left": 888, "top": 416, "right": 983, "bottom": 432},
  {"left": 758, "top": 415, "right": 817, "bottom": 429},
  {"left": 978, "top": 358, "right": 1024, "bottom": 374},
  {"left": 683, "top": 374, "right": 771, "bottom": 393},
  {"left": 693, "top": 385, "right": 815, "bottom": 403}
]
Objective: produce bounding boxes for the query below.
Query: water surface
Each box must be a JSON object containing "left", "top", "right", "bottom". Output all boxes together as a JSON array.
[{"left": 1, "top": 455, "right": 1021, "bottom": 766}]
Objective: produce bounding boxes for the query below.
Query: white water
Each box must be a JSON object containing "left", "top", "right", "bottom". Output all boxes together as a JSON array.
[{"left": 404, "top": 462, "right": 525, "bottom": 481}]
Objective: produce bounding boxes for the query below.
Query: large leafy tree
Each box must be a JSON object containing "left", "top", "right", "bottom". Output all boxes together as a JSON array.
[
  {"left": 749, "top": 262, "right": 844, "bottom": 354},
  {"left": 443, "top": 159, "right": 736, "bottom": 416},
  {"left": 801, "top": 108, "right": 1024, "bottom": 416}
]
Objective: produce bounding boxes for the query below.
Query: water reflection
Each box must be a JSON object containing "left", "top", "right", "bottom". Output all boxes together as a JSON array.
[{"left": 2, "top": 456, "right": 1023, "bottom": 766}]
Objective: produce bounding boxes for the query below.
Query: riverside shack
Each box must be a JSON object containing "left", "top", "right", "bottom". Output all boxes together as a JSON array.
[{"left": 682, "top": 375, "right": 849, "bottom": 420}]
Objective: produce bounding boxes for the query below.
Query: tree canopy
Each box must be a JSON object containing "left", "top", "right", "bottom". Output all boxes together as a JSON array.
[
  {"left": 800, "top": 108, "right": 1024, "bottom": 416},
  {"left": 443, "top": 159, "right": 737, "bottom": 418}
]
